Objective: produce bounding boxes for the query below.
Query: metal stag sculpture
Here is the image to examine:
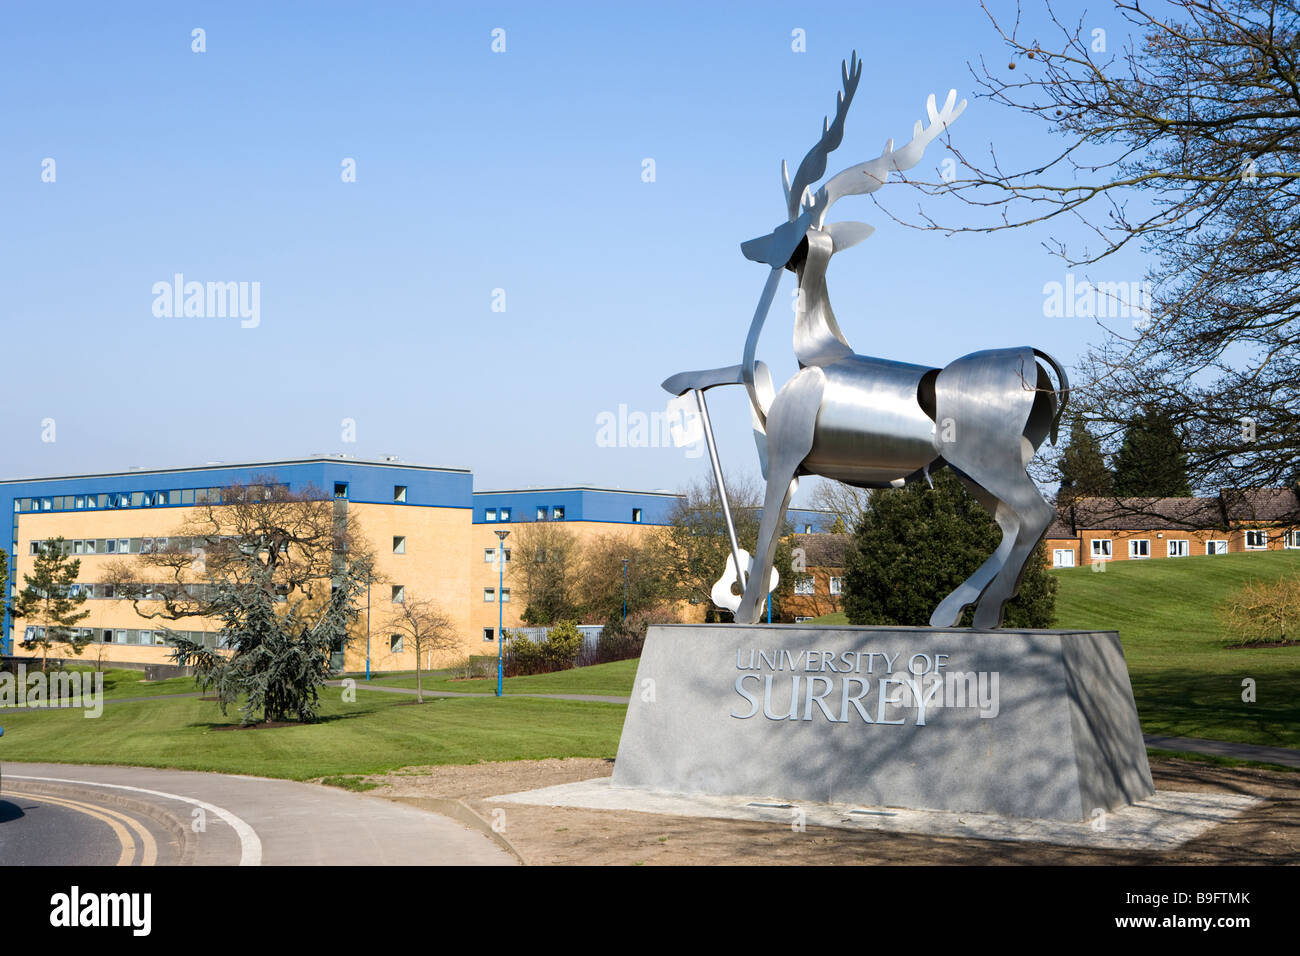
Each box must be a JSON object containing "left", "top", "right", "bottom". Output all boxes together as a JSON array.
[{"left": 664, "top": 53, "right": 1069, "bottom": 629}]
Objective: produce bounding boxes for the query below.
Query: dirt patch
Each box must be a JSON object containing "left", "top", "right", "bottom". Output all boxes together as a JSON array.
[
  {"left": 1224, "top": 640, "right": 1299, "bottom": 649},
  {"left": 361, "top": 756, "right": 1299, "bottom": 865}
]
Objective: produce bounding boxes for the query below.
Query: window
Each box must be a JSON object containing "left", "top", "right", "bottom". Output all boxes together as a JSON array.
[
  {"left": 1245, "top": 530, "right": 1268, "bottom": 550},
  {"left": 83, "top": 539, "right": 96, "bottom": 554},
  {"left": 105, "top": 539, "right": 117, "bottom": 554},
  {"left": 29, "top": 542, "right": 39, "bottom": 555},
  {"left": 483, "top": 588, "right": 495, "bottom": 602},
  {"left": 1286, "top": 531, "right": 1300, "bottom": 549},
  {"left": 486, "top": 509, "right": 497, "bottom": 522},
  {"left": 1207, "top": 539, "right": 1228, "bottom": 555},
  {"left": 102, "top": 629, "right": 115, "bottom": 643},
  {"left": 393, "top": 536, "right": 406, "bottom": 554},
  {"left": 537, "top": 507, "right": 547, "bottom": 521},
  {"left": 829, "top": 576, "right": 844, "bottom": 595},
  {"left": 553, "top": 506, "right": 565, "bottom": 520},
  {"left": 500, "top": 508, "right": 511, "bottom": 521},
  {"left": 1091, "top": 539, "right": 1112, "bottom": 558},
  {"left": 119, "top": 539, "right": 130, "bottom": 554},
  {"left": 390, "top": 634, "right": 404, "bottom": 654},
  {"left": 391, "top": 585, "right": 405, "bottom": 603},
  {"left": 484, "top": 548, "right": 496, "bottom": 562},
  {"left": 394, "top": 485, "right": 407, "bottom": 503},
  {"left": 483, "top": 628, "right": 496, "bottom": 642},
  {"left": 1167, "top": 539, "right": 1189, "bottom": 557},
  {"left": 803, "top": 524, "right": 813, "bottom": 534},
  {"left": 1053, "top": 549, "right": 1075, "bottom": 568},
  {"left": 501, "top": 588, "right": 511, "bottom": 603},
  {"left": 632, "top": 508, "right": 642, "bottom": 523},
  {"left": 1129, "top": 539, "right": 1150, "bottom": 559},
  {"left": 794, "top": 616, "right": 814, "bottom": 623},
  {"left": 334, "top": 482, "right": 349, "bottom": 500},
  {"left": 131, "top": 492, "right": 144, "bottom": 507},
  {"left": 794, "top": 575, "right": 815, "bottom": 595}
]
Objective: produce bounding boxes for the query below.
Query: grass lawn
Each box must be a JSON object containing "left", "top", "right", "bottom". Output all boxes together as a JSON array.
[
  {"left": 1053, "top": 550, "right": 1300, "bottom": 749},
  {"left": 0, "top": 689, "right": 626, "bottom": 779},
  {"left": 814, "top": 551, "right": 1300, "bottom": 749},
  {"left": 361, "top": 658, "right": 640, "bottom": 697},
  {"left": 1, "top": 663, "right": 201, "bottom": 703}
]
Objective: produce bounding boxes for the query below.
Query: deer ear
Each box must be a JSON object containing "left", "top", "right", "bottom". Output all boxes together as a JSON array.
[{"left": 825, "top": 220, "right": 875, "bottom": 253}]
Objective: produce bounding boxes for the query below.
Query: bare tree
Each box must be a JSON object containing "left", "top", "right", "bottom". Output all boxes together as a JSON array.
[
  {"left": 876, "top": 0, "right": 1300, "bottom": 505},
  {"left": 644, "top": 474, "right": 795, "bottom": 621},
  {"left": 508, "top": 521, "right": 581, "bottom": 625},
  {"left": 806, "top": 479, "right": 872, "bottom": 533},
  {"left": 387, "top": 596, "right": 458, "bottom": 702}
]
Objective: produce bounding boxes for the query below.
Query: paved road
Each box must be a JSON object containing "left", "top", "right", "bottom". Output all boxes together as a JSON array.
[
  {"left": 329, "top": 680, "right": 631, "bottom": 704},
  {"left": 0, "top": 763, "right": 515, "bottom": 866}
]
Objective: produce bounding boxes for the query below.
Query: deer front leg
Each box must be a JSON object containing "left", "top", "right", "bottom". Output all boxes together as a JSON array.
[{"left": 735, "top": 368, "right": 826, "bottom": 624}]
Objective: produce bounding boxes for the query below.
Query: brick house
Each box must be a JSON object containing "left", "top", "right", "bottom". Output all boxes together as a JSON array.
[{"left": 1044, "top": 488, "right": 1300, "bottom": 568}]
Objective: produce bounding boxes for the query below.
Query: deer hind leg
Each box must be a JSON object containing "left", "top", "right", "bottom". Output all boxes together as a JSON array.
[
  {"left": 734, "top": 367, "right": 826, "bottom": 624},
  {"left": 969, "top": 468, "right": 1055, "bottom": 628},
  {"left": 929, "top": 474, "right": 1020, "bottom": 628},
  {"left": 933, "top": 347, "right": 1054, "bottom": 628}
]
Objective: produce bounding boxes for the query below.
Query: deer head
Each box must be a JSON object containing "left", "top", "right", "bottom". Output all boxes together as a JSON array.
[{"left": 740, "top": 52, "right": 966, "bottom": 271}]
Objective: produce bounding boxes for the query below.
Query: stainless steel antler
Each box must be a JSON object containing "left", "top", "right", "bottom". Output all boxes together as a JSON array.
[{"left": 809, "top": 88, "right": 966, "bottom": 227}]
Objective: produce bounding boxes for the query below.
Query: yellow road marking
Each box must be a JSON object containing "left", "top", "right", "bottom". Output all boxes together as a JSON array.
[{"left": 10, "top": 790, "right": 157, "bottom": 866}]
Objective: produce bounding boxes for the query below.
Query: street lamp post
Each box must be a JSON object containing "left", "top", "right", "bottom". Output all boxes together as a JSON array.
[
  {"left": 365, "top": 575, "right": 371, "bottom": 681},
  {"left": 622, "top": 558, "right": 629, "bottom": 622},
  {"left": 495, "top": 529, "right": 510, "bottom": 698}
]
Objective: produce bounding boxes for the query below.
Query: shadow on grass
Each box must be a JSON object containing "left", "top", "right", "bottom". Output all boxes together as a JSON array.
[
  {"left": 1130, "top": 669, "right": 1300, "bottom": 750},
  {"left": 188, "top": 708, "right": 374, "bottom": 731}
]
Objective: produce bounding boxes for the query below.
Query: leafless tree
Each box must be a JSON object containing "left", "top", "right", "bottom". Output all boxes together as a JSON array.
[
  {"left": 807, "top": 479, "right": 872, "bottom": 533},
  {"left": 874, "top": 0, "right": 1300, "bottom": 507},
  {"left": 387, "top": 595, "right": 458, "bottom": 702}
]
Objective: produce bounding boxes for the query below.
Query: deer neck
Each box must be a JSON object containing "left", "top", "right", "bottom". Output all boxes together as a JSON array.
[{"left": 793, "top": 229, "right": 853, "bottom": 368}]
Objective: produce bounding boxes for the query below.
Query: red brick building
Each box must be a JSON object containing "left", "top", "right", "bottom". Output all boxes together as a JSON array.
[{"left": 1043, "top": 488, "right": 1300, "bottom": 568}]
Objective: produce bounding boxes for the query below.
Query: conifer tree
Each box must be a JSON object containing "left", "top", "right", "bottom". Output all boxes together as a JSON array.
[
  {"left": 1056, "top": 420, "right": 1113, "bottom": 504},
  {"left": 11, "top": 537, "right": 91, "bottom": 673},
  {"left": 843, "top": 470, "right": 1057, "bottom": 628},
  {"left": 1112, "top": 408, "right": 1193, "bottom": 497}
]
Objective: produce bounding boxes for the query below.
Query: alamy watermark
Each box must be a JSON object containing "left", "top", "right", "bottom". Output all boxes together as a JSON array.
[
  {"left": 0, "top": 664, "right": 103, "bottom": 718},
  {"left": 1042, "top": 274, "right": 1151, "bottom": 329},
  {"left": 152, "top": 274, "right": 260, "bottom": 328}
]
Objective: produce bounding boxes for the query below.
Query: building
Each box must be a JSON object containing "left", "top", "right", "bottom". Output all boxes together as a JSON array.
[
  {"left": 1044, "top": 488, "right": 1300, "bottom": 568},
  {"left": 783, "top": 533, "right": 851, "bottom": 622},
  {"left": 2, "top": 457, "right": 836, "bottom": 670}
]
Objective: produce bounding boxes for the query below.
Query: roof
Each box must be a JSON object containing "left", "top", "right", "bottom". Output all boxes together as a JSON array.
[
  {"left": 1219, "top": 487, "right": 1300, "bottom": 523},
  {"left": 1055, "top": 487, "right": 1300, "bottom": 533},
  {"left": 0, "top": 455, "right": 471, "bottom": 485},
  {"left": 790, "top": 533, "right": 851, "bottom": 567}
]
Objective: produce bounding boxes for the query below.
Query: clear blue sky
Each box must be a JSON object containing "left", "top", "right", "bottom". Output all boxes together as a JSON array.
[{"left": 0, "top": 1, "right": 1150, "bottom": 503}]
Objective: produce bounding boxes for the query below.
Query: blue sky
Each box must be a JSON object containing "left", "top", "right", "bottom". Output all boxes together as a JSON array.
[{"left": 0, "top": 1, "right": 1152, "bottom": 503}]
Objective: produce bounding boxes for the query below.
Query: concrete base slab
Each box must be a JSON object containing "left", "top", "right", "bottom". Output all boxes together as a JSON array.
[{"left": 489, "top": 777, "right": 1261, "bottom": 852}]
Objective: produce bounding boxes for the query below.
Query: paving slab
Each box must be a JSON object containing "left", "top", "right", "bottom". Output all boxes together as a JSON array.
[{"left": 489, "top": 777, "right": 1262, "bottom": 852}]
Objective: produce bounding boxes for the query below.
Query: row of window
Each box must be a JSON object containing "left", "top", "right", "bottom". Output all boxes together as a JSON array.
[
  {"left": 1088, "top": 530, "right": 1300, "bottom": 559},
  {"left": 13, "top": 485, "right": 269, "bottom": 514},
  {"left": 483, "top": 588, "right": 511, "bottom": 602},
  {"left": 792, "top": 575, "right": 844, "bottom": 596},
  {"left": 30, "top": 537, "right": 181, "bottom": 556},
  {"left": 482, "top": 506, "right": 647, "bottom": 524},
  {"left": 22, "top": 626, "right": 225, "bottom": 648}
]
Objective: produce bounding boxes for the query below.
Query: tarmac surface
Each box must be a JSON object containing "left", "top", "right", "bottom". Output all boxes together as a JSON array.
[{"left": 0, "top": 762, "right": 516, "bottom": 866}]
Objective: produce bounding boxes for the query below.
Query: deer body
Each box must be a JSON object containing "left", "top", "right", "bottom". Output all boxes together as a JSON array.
[{"left": 666, "top": 53, "right": 1068, "bottom": 629}]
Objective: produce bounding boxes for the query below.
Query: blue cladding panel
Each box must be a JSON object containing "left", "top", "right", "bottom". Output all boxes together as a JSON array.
[{"left": 472, "top": 489, "right": 680, "bottom": 525}]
